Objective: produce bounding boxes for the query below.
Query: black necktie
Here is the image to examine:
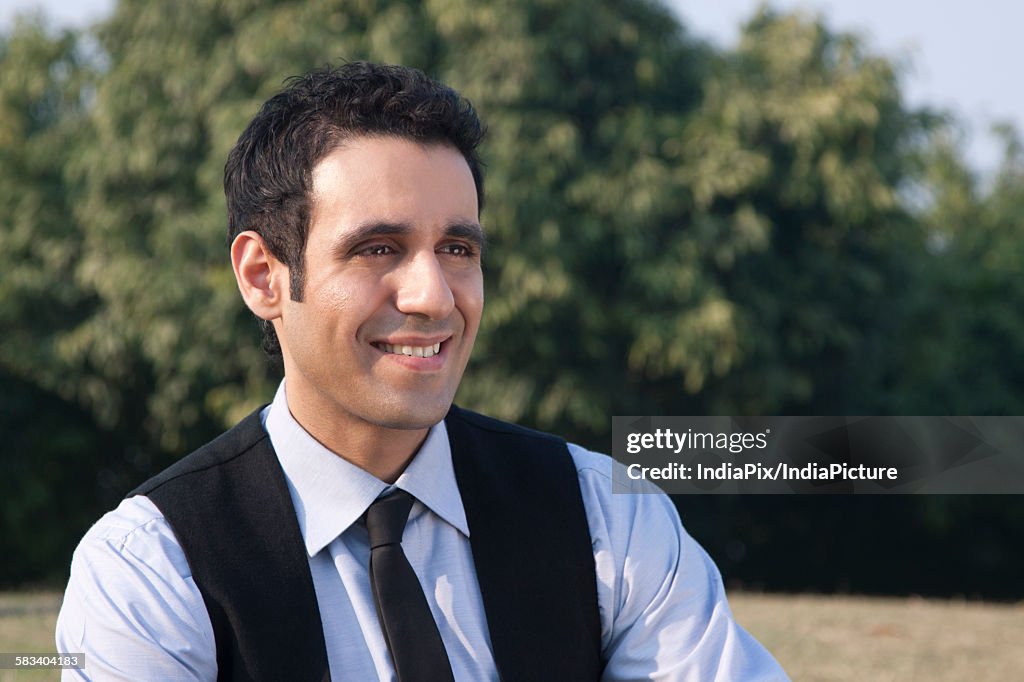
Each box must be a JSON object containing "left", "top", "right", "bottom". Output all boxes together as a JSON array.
[{"left": 366, "top": 490, "right": 456, "bottom": 682}]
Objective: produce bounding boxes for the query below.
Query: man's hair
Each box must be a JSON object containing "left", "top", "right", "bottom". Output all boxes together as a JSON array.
[{"left": 224, "top": 61, "right": 486, "bottom": 357}]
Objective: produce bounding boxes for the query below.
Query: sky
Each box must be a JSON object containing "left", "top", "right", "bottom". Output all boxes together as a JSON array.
[{"left": 2, "top": 0, "right": 1020, "bottom": 172}]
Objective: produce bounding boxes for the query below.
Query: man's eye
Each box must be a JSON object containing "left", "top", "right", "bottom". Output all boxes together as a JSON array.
[
  {"left": 440, "top": 244, "right": 474, "bottom": 257},
  {"left": 361, "top": 244, "right": 395, "bottom": 256}
]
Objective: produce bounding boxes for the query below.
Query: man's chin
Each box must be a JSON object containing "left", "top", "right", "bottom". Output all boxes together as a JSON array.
[{"left": 364, "top": 398, "right": 454, "bottom": 432}]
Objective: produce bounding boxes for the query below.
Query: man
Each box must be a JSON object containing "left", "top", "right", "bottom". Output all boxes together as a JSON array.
[{"left": 57, "top": 62, "right": 787, "bottom": 681}]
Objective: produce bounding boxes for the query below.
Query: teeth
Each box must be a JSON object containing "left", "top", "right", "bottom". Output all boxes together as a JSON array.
[{"left": 378, "top": 342, "right": 443, "bottom": 358}]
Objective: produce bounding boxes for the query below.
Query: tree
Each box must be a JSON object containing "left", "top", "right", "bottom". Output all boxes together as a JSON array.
[
  {"left": 0, "top": 18, "right": 92, "bottom": 409},
  {"left": 678, "top": 9, "right": 939, "bottom": 417},
  {"left": 0, "top": 19, "right": 123, "bottom": 584},
  {"left": 2, "top": 1, "right": 1022, "bottom": 595},
  {"left": 896, "top": 123, "right": 1024, "bottom": 415}
]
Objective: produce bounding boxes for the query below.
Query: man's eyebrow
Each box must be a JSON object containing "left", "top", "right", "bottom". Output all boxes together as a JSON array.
[{"left": 331, "top": 222, "right": 413, "bottom": 258}]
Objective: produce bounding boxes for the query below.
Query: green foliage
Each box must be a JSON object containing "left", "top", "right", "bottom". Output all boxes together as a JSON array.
[
  {"left": 0, "top": 371, "right": 126, "bottom": 585},
  {"left": 681, "top": 10, "right": 932, "bottom": 416},
  {"left": 0, "top": 20, "right": 92, "bottom": 403},
  {"left": 1, "top": 1, "right": 1022, "bottom": 592},
  {"left": 886, "top": 124, "right": 1024, "bottom": 414}
]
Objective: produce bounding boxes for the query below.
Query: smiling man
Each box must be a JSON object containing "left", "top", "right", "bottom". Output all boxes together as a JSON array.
[{"left": 56, "top": 62, "right": 787, "bottom": 681}]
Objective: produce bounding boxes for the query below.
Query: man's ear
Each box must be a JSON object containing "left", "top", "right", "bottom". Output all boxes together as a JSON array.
[{"left": 230, "top": 230, "right": 287, "bottom": 321}]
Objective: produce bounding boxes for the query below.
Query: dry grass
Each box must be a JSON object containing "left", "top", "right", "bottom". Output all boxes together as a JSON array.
[
  {"left": 731, "top": 592, "right": 1024, "bottom": 681},
  {"left": 2, "top": 591, "right": 1022, "bottom": 680},
  {"left": 0, "top": 592, "right": 63, "bottom": 682}
]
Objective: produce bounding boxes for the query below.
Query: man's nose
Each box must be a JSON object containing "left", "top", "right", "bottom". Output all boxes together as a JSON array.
[{"left": 393, "top": 252, "right": 456, "bottom": 320}]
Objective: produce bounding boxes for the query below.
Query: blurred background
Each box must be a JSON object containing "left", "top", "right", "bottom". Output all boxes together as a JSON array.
[{"left": 1, "top": 0, "right": 1022, "bottom": 608}]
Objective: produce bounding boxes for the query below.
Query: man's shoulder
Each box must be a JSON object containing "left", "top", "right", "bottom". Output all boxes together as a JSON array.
[{"left": 129, "top": 407, "right": 269, "bottom": 498}]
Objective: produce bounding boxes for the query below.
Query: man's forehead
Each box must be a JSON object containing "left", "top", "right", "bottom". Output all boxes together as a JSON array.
[
  {"left": 312, "top": 134, "right": 467, "bottom": 175},
  {"left": 312, "top": 136, "right": 472, "bottom": 190},
  {"left": 307, "top": 136, "right": 480, "bottom": 233}
]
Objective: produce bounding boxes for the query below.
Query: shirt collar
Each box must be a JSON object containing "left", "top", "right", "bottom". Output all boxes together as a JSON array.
[{"left": 261, "top": 381, "right": 469, "bottom": 557}]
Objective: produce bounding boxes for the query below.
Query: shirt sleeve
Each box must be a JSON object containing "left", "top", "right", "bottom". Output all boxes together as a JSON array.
[
  {"left": 569, "top": 444, "right": 790, "bottom": 682},
  {"left": 55, "top": 495, "right": 218, "bottom": 681}
]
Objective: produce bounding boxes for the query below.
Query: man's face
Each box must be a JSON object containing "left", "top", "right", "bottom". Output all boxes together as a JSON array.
[{"left": 274, "top": 136, "right": 484, "bottom": 433}]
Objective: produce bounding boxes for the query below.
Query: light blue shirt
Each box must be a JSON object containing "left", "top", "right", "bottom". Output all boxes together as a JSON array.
[{"left": 56, "top": 383, "right": 788, "bottom": 681}]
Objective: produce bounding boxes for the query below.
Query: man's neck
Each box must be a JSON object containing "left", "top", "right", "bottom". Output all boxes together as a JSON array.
[{"left": 283, "top": 384, "right": 431, "bottom": 484}]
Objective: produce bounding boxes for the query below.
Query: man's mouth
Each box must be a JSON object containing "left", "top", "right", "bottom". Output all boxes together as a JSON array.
[{"left": 373, "top": 342, "right": 443, "bottom": 358}]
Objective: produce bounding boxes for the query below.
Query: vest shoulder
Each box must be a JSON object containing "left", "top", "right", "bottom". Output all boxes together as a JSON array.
[
  {"left": 447, "top": 405, "right": 566, "bottom": 445},
  {"left": 128, "top": 407, "right": 269, "bottom": 498}
]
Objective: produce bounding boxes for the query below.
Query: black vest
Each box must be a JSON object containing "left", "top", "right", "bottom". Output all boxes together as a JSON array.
[{"left": 131, "top": 404, "right": 603, "bottom": 681}]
